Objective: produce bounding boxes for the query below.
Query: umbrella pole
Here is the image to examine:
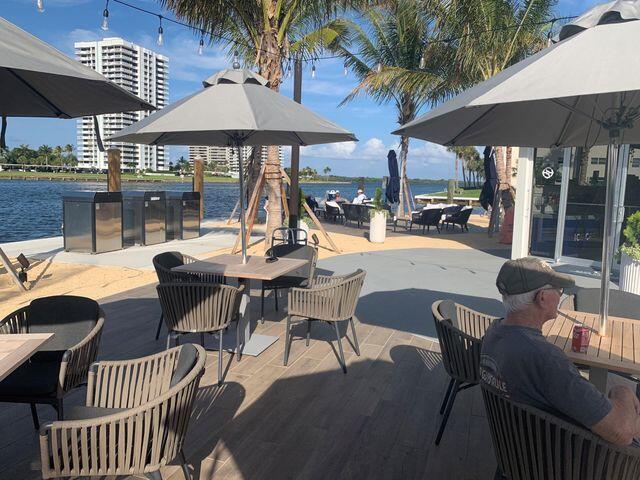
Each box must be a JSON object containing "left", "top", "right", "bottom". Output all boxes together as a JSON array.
[
  {"left": 599, "top": 131, "right": 623, "bottom": 336},
  {"left": 235, "top": 142, "right": 248, "bottom": 264}
]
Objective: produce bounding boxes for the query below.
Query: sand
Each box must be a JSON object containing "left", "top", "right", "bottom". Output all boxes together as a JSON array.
[{"left": 0, "top": 215, "right": 506, "bottom": 317}]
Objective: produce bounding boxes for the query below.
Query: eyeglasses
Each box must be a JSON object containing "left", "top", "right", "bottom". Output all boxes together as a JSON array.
[{"left": 538, "top": 287, "right": 564, "bottom": 296}]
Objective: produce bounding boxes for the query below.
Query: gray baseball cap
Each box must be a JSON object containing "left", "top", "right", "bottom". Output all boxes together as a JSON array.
[{"left": 496, "top": 257, "right": 575, "bottom": 295}]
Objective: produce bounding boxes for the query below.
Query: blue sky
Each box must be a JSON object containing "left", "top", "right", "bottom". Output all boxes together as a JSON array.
[{"left": 3, "top": 0, "right": 598, "bottom": 178}]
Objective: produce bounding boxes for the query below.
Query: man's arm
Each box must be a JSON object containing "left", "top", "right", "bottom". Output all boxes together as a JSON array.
[{"left": 591, "top": 385, "right": 640, "bottom": 446}]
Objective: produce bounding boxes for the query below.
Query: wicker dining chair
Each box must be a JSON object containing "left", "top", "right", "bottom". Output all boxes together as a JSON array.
[
  {"left": 482, "top": 385, "right": 640, "bottom": 480},
  {"left": 152, "top": 251, "right": 225, "bottom": 340},
  {"left": 285, "top": 269, "right": 366, "bottom": 373},
  {"left": 261, "top": 244, "right": 318, "bottom": 322},
  {"left": 39, "top": 344, "right": 206, "bottom": 480},
  {"left": 0, "top": 296, "right": 105, "bottom": 430},
  {"left": 157, "top": 282, "right": 243, "bottom": 384},
  {"left": 431, "top": 300, "right": 497, "bottom": 445}
]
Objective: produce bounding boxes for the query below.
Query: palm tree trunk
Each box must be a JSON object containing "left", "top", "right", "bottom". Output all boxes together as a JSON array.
[
  {"left": 398, "top": 134, "right": 410, "bottom": 218},
  {"left": 461, "top": 160, "right": 467, "bottom": 189}
]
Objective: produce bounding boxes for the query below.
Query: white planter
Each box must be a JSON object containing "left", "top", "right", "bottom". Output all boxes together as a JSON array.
[
  {"left": 297, "top": 221, "right": 310, "bottom": 244},
  {"left": 369, "top": 211, "right": 387, "bottom": 243},
  {"left": 620, "top": 252, "right": 640, "bottom": 295}
]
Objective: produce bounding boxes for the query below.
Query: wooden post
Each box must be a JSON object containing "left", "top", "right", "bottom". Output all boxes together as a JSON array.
[
  {"left": 107, "top": 149, "right": 121, "bottom": 192},
  {"left": 289, "top": 56, "right": 303, "bottom": 229},
  {"left": 0, "top": 248, "right": 26, "bottom": 292},
  {"left": 193, "top": 156, "right": 204, "bottom": 220}
]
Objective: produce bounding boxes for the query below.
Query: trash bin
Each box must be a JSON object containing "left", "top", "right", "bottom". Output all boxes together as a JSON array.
[
  {"left": 122, "top": 191, "right": 166, "bottom": 246},
  {"left": 63, "top": 191, "right": 123, "bottom": 253},
  {"left": 166, "top": 191, "right": 201, "bottom": 240}
]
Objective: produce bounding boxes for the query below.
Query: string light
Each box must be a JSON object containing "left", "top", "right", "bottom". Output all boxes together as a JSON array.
[
  {"left": 547, "top": 19, "right": 557, "bottom": 47},
  {"left": 101, "top": 1, "right": 110, "bottom": 31},
  {"left": 157, "top": 16, "right": 164, "bottom": 46},
  {"left": 198, "top": 31, "right": 205, "bottom": 55},
  {"left": 376, "top": 62, "right": 382, "bottom": 73},
  {"left": 232, "top": 50, "right": 240, "bottom": 69},
  {"left": 419, "top": 53, "right": 426, "bottom": 69},
  {"left": 343, "top": 61, "right": 348, "bottom": 76},
  {"left": 36, "top": 0, "right": 44, "bottom": 13},
  {"left": 286, "top": 63, "right": 292, "bottom": 79},
  {"left": 311, "top": 63, "right": 316, "bottom": 79}
]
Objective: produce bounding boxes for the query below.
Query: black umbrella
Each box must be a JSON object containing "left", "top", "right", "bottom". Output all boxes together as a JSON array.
[
  {"left": 386, "top": 150, "right": 400, "bottom": 204},
  {"left": 479, "top": 146, "right": 498, "bottom": 210}
]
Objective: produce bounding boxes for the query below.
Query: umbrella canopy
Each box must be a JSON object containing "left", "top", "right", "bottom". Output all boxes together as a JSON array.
[
  {"left": 386, "top": 150, "right": 400, "bottom": 204},
  {"left": 479, "top": 146, "right": 498, "bottom": 210},
  {"left": 109, "top": 67, "right": 357, "bottom": 262},
  {"left": 394, "top": 1, "right": 640, "bottom": 336},
  {"left": 0, "top": 17, "right": 154, "bottom": 118},
  {"left": 110, "top": 68, "right": 356, "bottom": 147}
]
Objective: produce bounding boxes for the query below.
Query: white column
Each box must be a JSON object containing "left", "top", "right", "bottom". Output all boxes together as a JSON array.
[{"left": 511, "top": 147, "right": 534, "bottom": 259}]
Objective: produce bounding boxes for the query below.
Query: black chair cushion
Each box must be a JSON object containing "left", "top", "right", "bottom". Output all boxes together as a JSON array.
[
  {"left": 438, "top": 299, "right": 459, "bottom": 325},
  {"left": 265, "top": 244, "right": 315, "bottom": 280},
  {"left": 28, "top": 296, "right": 99, "bottom": 352},
  {"left": 0, "top": 351, "right": 64, "bottom": 397},
  {"left": 170, "top": 344, "right": 198, "bottom": 388},
  {"left": 66, "top": 405, "right": 127, "bottom": 420},
  {"left": 154, "top": 251, "right": 185, "bottom": 270},
  {"left": 264, "top": 275, "right": 309, "bottom": 289}
]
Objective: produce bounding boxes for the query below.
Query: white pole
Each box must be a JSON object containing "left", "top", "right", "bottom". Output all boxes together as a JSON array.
[{"left": 236, "top": 143, "right": 248, "bottom": 264}]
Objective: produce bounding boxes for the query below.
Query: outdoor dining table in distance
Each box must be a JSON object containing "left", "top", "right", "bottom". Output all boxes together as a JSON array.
[
  {"left": 172, "top": 254, "right": 308, "bottom": 357},
  {"left": 0, "top": 333, "right": 54, "bottom": 381},
  {"left": 543, "top": 309, "right": 640, "bottom": 393}
]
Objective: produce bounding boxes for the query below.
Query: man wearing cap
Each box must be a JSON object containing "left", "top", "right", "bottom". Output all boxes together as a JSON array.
[
  {"left": 352, "top": 189, "right": 367, "bottom": 205},
  {"left": 481, "top": 257, "right": 640, "bottom": 446}
]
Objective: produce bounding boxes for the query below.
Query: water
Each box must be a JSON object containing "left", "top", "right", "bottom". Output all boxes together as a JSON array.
[{"left": 0, "top": 179, "right": 446, "bottom": 243}]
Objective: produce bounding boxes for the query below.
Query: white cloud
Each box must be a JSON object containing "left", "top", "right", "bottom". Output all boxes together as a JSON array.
[{"left": 300, "top": 141, "right": 357, "bottom": 159}]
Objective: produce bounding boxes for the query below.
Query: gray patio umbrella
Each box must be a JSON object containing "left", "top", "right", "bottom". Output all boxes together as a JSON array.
[
  {"left": 0, "top": 17, "right": 154, "bottom": 120},
  {"left": 393, "top": 1, "right": 640, "bottom": 335},
  {"left": 110, "top": 67, "right": 357, "bottom": 263}
]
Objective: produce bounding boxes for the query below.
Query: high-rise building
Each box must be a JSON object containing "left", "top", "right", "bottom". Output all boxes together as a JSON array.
[
  {"left": 188, "top": 145, "right": 283, "bottom": 177},
  {"left": 75, "top": 38, "right": 169, "bottom": 171}
]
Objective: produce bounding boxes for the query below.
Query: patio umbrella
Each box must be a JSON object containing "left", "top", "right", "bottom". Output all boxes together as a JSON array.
[
  {"left": 0, "top": 17, "right": 154, "bottom": 120},
  {"left": 386, "top": 150, "right": 400, "bottom": 204},
  {"left": 393, "top": 1, "right": 640, "bottom": 335},
  {"left": 479, "top": 146, "right": 497, "bottom": 211},
  {"left": 110, "top": 67, "right": 357, "bottom": 263}
]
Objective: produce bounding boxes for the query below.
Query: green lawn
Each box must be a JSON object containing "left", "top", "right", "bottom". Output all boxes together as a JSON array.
[
  {"left": 0, "top": 170, "right": 235, "bottom": 183},
  {"left": 427, "top": 188, "right": 481, "bottom": 198}
]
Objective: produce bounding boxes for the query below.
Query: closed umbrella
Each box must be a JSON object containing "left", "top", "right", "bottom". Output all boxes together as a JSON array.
[
  {"left": 479, "top": 146, "right": 498, "bottom": 211},
  {"left": 110, "top": 67, "right": 357, "bottom": 263},
  {"left": 393, "top": 1, "right": 640, "bottom": 335},
  {"left": 386, "top": 150, "right": 400, "bottom": 204}
]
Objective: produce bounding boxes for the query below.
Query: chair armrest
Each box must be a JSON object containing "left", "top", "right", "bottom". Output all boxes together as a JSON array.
[
  {"left": 0, "top": 306, "right": 29, "bottom": 334},
  {"left": 288, "top": 284, "right": 337, "bottom": 318},
  {"left": 58, "top": 313, "right": 105, "bottom": 397}
]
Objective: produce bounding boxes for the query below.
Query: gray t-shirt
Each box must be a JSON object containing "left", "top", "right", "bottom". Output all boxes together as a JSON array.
[{"left": 480, "top": 319, "right": 611, "bottom": 428}]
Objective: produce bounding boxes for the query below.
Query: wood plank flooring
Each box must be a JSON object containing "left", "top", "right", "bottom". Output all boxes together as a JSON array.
[{"left": 0, "top": 282, "right": 495, "bottom": 480}]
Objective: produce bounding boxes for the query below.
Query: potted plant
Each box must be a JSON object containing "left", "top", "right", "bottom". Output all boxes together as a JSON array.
[
  {"left": 369, "top": 187, "right": 388, "bottom": 243},
  {"left": 619, "top": 211, "right": 640, "bottom": 294}
]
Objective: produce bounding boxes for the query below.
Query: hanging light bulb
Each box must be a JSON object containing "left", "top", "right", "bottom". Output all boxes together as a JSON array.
[
  {"left": 419, "top": 53, "right": 425, "bottom": 70},
  {"left": 101, "top": 1, "right": 110, "bottom": 31},
  {"left": 376, "top": 62, "right": 382, "bottom": 73},
  {"left": 157, "top": 16, "right": 164, "bottom": 46},
  {"left": 232, "top": 50, "right": 240, "bottom": 69},
  {"left": 36, "top": 0, "right": 44, "bottom": 13},
  {"left": 311, "top": 63, "right": 316, "bottom": 79},
  {"left": 198, "top": 33, "right": 205, "bottom": 56},
  {"left": 286, "top": 63, "right": 292, "bottom": 79},
  {"left": 343, "top": 61, "right": 348, "bottom": 76}
]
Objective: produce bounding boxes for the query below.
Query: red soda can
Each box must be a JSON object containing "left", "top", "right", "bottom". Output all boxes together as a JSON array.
[{"left": 572, "top": 326, "right": 590, "bottom": 353}]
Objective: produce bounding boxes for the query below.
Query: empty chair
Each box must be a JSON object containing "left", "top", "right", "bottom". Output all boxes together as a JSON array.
[
  {"left": 431, "top": 300, "right": 497, "bottom": 445},
  {"left": 482, "top": 386, "right": 640, "bottom": 480},
  {"left": 442, "top": 206, "right": 473, "bottom": 231},
  {"left": 261, "top": 244, "right": 318, "bottom": 322},
  {"left": 342, "top": 204, "right": 370, "bottom": 228},
  {"left": 272, "top": 227, "right": 308, "bottom": 246},
  {"left": 152, "top": 251, "right": 225, "bottom": 340},
  {"left": 0, "top": 295, "right": 105, "bottom": 429},
  {"left": 39, "top": 344, "right": 206, "bottom": 480},
  {"left": 409, "top": 208, "right": 443, "bottom": 234},
  {"left": 285, "top": 270, "right": 366, "bottom": 373},
  {"left": 560, "top": 286, "right": 640, "bottom": 320},
  {"left": 157, "top": 282, "right": 243, "bottom": 384}
]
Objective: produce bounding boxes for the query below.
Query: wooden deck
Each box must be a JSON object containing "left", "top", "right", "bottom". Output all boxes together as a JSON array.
[{"left": 0, "top": 281, "right": 496, "bottom": 480}]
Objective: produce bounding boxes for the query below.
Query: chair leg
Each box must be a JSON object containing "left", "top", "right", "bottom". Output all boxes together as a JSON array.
[
  {"left": 218, "top": 330, "right": 223, "bottom": 386},
  {"left": 155, "top": 313, "right": 164, "bottom": 340},
  {"left": 261, "top": 285, "right": 265, "bottom": 324},
  {"left": 306, "top": 320, "right": 311, "bottom": 347},
  {"left": 283, "top": 314, "right": 292, "bottom": 366},
  {"left": 435, "top": 380, "right": 460, "bottom": 445},
  {"left": 349, "top": 317, "right": 361, "bottom": 356},
  {"left": 29, "top": 403, "right": 39, "bottom": 430},
  {"left": 179, "top": 450, "right": 191, "bottom": 480},
  {"left": 274, "top": 288, "right": 279, "bottom": 311},
  {"left": 166, "top": 332, "right": 173, "bottom": 350},
  {"left": 333, "top": 321, "right": 347, "bottom": 374},
  {"left": 236, "top": 318, "right": 242, "bottom": 362},
  {"left": 57, "top": 398, "right": 63, "bottom": 420},
  {"left": 439, "top": 378, "right": 455, "bottom": 414}
]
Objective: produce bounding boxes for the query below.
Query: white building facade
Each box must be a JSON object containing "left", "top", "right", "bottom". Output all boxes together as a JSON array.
[
  {"left": 75, "top": 38, "right": 168, "bottom": 171},
  {"left": 188, "top": 145, "right": 283, "bottom": 177}
]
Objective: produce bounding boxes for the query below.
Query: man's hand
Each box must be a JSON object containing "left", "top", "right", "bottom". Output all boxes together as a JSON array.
[{"left": 592, "top": 385, "right": 640, "bottom": 446}]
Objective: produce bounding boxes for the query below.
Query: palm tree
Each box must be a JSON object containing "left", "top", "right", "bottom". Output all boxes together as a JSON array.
[
  {"left": 323, "top": 166, "right": 331, "bottom": 179},
  {"left": 332, "top": 0, "right": 446, "bottom": 217},
  {"left": 159, "top": 0, "right": 360, "bottom": 247}
]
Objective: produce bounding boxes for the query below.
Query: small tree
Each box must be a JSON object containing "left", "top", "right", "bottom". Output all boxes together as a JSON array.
[{"left": 323, "top": 166, "right": 331, "bottom": 179}]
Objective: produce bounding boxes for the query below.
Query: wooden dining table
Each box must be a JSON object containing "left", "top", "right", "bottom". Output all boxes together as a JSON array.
[
  {"left": 543, "top": 309, "right": 640, "bottom": 393},
  {"left": 0, "top": 333, "right": 54, "bottom": 382},
  {"left": 173, "top": 253, "right": 308, "bottom": 358}
]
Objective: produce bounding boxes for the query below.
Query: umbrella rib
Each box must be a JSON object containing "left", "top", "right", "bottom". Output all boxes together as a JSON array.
[
  {"left": 553, "top": 97, "right": 581, "bottom": 147},
  {"left": 447, "top": 105, "right": 497, "bottom": 146},
  {"left": 8, "top": 68, "right": 70, "bottom": 118},
  {"left": 550, "top": 98, "right": 599, "bottom": 123},
  {"left": 292, "top": 132, "right": 307, "bottom": 146}
]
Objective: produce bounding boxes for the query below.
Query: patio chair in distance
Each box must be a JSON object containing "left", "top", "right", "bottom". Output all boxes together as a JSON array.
[
  {"left": 261, "top": 243, "right": 318, "bottom": 322},
  {"left": 442, "top": 207, "right": 473, "bottom": 232},
  {"left": 0, "top": 295, "right": 105, "bottom": 429},
  {"left": 157, "top": 282, "right": 243, "bottom": 384},
  {"left": 409, "top": 208, "right": 444, "bottom": 234},
  {"left": 482, "top": 385, "right": 640, "bottom": 480},
  {"left": 285, "top": 269, "right": 366, "bottom": 373},
  {"left": 152, "top": 251, "right": 225, "bottom": 340},
  {"left": 431, "top": 300, "right": 497, "bottom": 445},
  {"left": 324, "top": 203, "right": 344, "bottom": 223},
  {"left": 39, "top": 344, "right": 206, "bottom": 480}
]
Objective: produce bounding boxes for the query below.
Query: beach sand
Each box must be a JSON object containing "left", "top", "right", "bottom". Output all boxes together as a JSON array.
[{"left": 0, "top": 215, "right": 505, "bottom": 317}]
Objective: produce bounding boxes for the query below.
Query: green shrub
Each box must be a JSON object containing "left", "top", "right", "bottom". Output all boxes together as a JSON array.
[
  {"left": 620, "top": 211, "right": 640, "bottom": 260},
  {"left": 369, "top": 187, "right": 388, "bottom": 218}
]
